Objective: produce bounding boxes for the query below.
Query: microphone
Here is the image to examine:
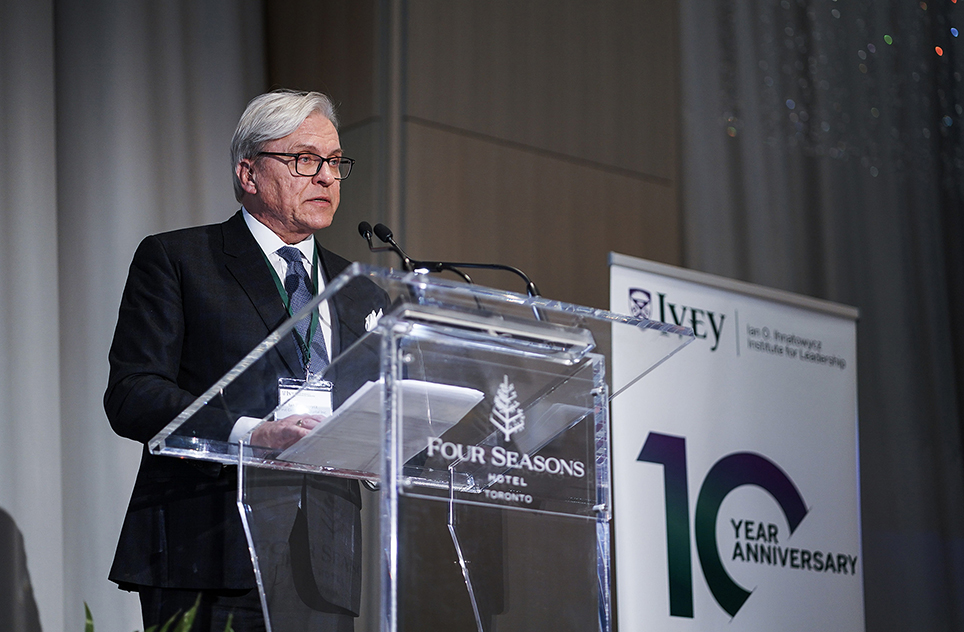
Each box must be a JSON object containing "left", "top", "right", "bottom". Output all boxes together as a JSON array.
[
  {"left": 371, "top": 223, "right": 470, "bottom": 282},
  {"left": 358, "top": 221, "right": 373, "bottom": 244},
  {"left": 372, "top": 223, "right": 393, "bottom": 243},
  {"left": 357, "top": 221, "right": 541, "bottom": 297},
  {"left": 358, "top": 221, "right": 396, "bottom": 257},
  {"left": 372, "top": 223, "right": 414, "bottom": 271}
]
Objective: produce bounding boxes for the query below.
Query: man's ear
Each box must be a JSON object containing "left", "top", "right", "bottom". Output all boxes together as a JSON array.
[{"left": 237, "top": 160, "right": 258, "bottom": 194}]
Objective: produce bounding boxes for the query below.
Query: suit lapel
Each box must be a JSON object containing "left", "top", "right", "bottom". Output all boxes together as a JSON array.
[
  {"left": 221, "top": 211, "right": 303, "bottom": 376},
  {"left": 318, "top": 247, "right": 370, "bottom": 357}
]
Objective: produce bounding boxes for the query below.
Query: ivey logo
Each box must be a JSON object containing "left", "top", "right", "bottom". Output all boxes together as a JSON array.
[
  {"left": 637, "top": 432, "right": 860, "bottom": 619},
  {"left": 629, "top": 288, "right": 653, "bottom": 319},
  {"left": 628, "top": 288, "right": 726, "bottom": 352}
]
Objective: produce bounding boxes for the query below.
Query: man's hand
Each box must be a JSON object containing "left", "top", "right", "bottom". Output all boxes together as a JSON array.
[{"left": 250, "top": 414, "right": 323, "bottom": 450}]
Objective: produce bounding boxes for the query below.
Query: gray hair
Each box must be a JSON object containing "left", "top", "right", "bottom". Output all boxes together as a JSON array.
[{"left": 231, "top": 89, "right": 339, "bottom": 200}]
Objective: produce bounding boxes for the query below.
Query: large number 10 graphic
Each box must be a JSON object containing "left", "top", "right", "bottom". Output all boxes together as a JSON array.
[{"left": 636, "top": 432, "right": 808, "bottom": 617}]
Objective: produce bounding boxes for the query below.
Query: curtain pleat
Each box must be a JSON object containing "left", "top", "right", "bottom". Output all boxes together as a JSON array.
[{"left": 680, "top": 1, "right": 964, "bottom": 630}]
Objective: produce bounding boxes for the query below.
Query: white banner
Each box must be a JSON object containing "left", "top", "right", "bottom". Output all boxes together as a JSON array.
[{"left": 610, "top": 254, "right": 863, "bottom": 632}]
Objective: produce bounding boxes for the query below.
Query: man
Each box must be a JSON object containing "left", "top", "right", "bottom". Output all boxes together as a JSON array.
[{"left": 105, "top": 90, "right": 384, "bottom": 631}]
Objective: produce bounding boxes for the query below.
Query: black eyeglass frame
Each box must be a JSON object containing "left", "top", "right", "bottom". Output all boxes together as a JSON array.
[{"left": 256, "top": 151, "right": 355, "bottom": 180}]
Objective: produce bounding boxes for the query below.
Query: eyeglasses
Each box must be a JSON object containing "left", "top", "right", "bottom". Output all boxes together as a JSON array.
[{"left": 257, "top": 152, "right": 355, "bottom": 180}]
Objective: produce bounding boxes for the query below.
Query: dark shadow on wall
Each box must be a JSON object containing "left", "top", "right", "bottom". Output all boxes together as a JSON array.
[{"left": 0, "top": 507, "right": 42, "bottom": 632}]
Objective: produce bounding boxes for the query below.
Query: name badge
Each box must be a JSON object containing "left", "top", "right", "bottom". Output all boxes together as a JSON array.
[{"left": 276, "top": 377, "right": 333, "bottom": 420}]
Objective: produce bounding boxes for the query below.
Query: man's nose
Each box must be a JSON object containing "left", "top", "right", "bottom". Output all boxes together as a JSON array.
[{"left": 314, "top": 161, "right": 337, "bottom": 185}]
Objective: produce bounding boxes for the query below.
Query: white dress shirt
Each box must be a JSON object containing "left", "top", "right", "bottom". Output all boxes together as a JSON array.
[{"left": 229, "top": 208, "right": 334, "bottom": 443}]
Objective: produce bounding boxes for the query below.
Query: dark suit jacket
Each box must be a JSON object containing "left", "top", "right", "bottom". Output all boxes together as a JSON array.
[{"left": 105, "top": 211, "right": 384, "bottom": 611}]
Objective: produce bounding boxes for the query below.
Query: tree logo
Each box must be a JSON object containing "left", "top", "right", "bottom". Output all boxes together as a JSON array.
[{"left": 489, "top": 375, "right": 526, "bottom": 441}]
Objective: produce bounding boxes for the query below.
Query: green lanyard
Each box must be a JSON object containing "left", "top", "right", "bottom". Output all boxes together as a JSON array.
[{"left": 263, "top": 244, "right": 322, "bottom": 367}]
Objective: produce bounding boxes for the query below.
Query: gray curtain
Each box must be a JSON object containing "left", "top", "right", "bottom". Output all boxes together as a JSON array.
[
  {"left": 0, "top": 2, "right": 63, "bottom": 630},
  {"left": 680, "top": 1, "right": 964, "bottom": 630},
  {"left": 0, "top": 1, "right": 264, "bottom": 630}
]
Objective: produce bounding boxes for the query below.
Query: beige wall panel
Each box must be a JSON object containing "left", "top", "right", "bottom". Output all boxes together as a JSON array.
[
  {"left": 318, "top": 121, "right": 398, "bottom": 268},
  {"left": 404, "top": 122, "right": 679, "bottom": 309},
  {"left": 264, "top": 0, "right": 378, "bottom": 126},
  {"left": 262, "top": 0, "right": 682, "bottom": 310},
  {"left": 406, "top": 0, "right": 678, "bottom": 181}
]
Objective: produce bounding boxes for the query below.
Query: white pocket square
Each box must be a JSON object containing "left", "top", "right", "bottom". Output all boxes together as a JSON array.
[{"left": 365, "top": 308, "right": 384, "bottom": 332}]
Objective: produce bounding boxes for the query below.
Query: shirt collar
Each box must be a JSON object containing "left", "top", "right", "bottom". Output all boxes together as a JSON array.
[{"left": 241, "top": 207, "right": 315, "bottom": 263}]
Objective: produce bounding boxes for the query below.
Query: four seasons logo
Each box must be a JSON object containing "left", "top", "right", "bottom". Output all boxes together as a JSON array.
[{"left": 424, "top": 374, "right": 586, "bottom": 483}]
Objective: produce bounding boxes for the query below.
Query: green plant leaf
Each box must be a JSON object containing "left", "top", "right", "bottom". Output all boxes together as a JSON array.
[
  {"left": 156, "top": 607, "right": 183, "bottom": 632},
  {"left": 87, "top": 591, "right": 237, "bottom": 632},
  {"left": 172, "top": 595, "right": 201, "bottom": 632}
]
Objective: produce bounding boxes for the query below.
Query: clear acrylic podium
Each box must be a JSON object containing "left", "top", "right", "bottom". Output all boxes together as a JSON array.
[{"left": 148, "top": 264, "right": 693, "bottom": 632}]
